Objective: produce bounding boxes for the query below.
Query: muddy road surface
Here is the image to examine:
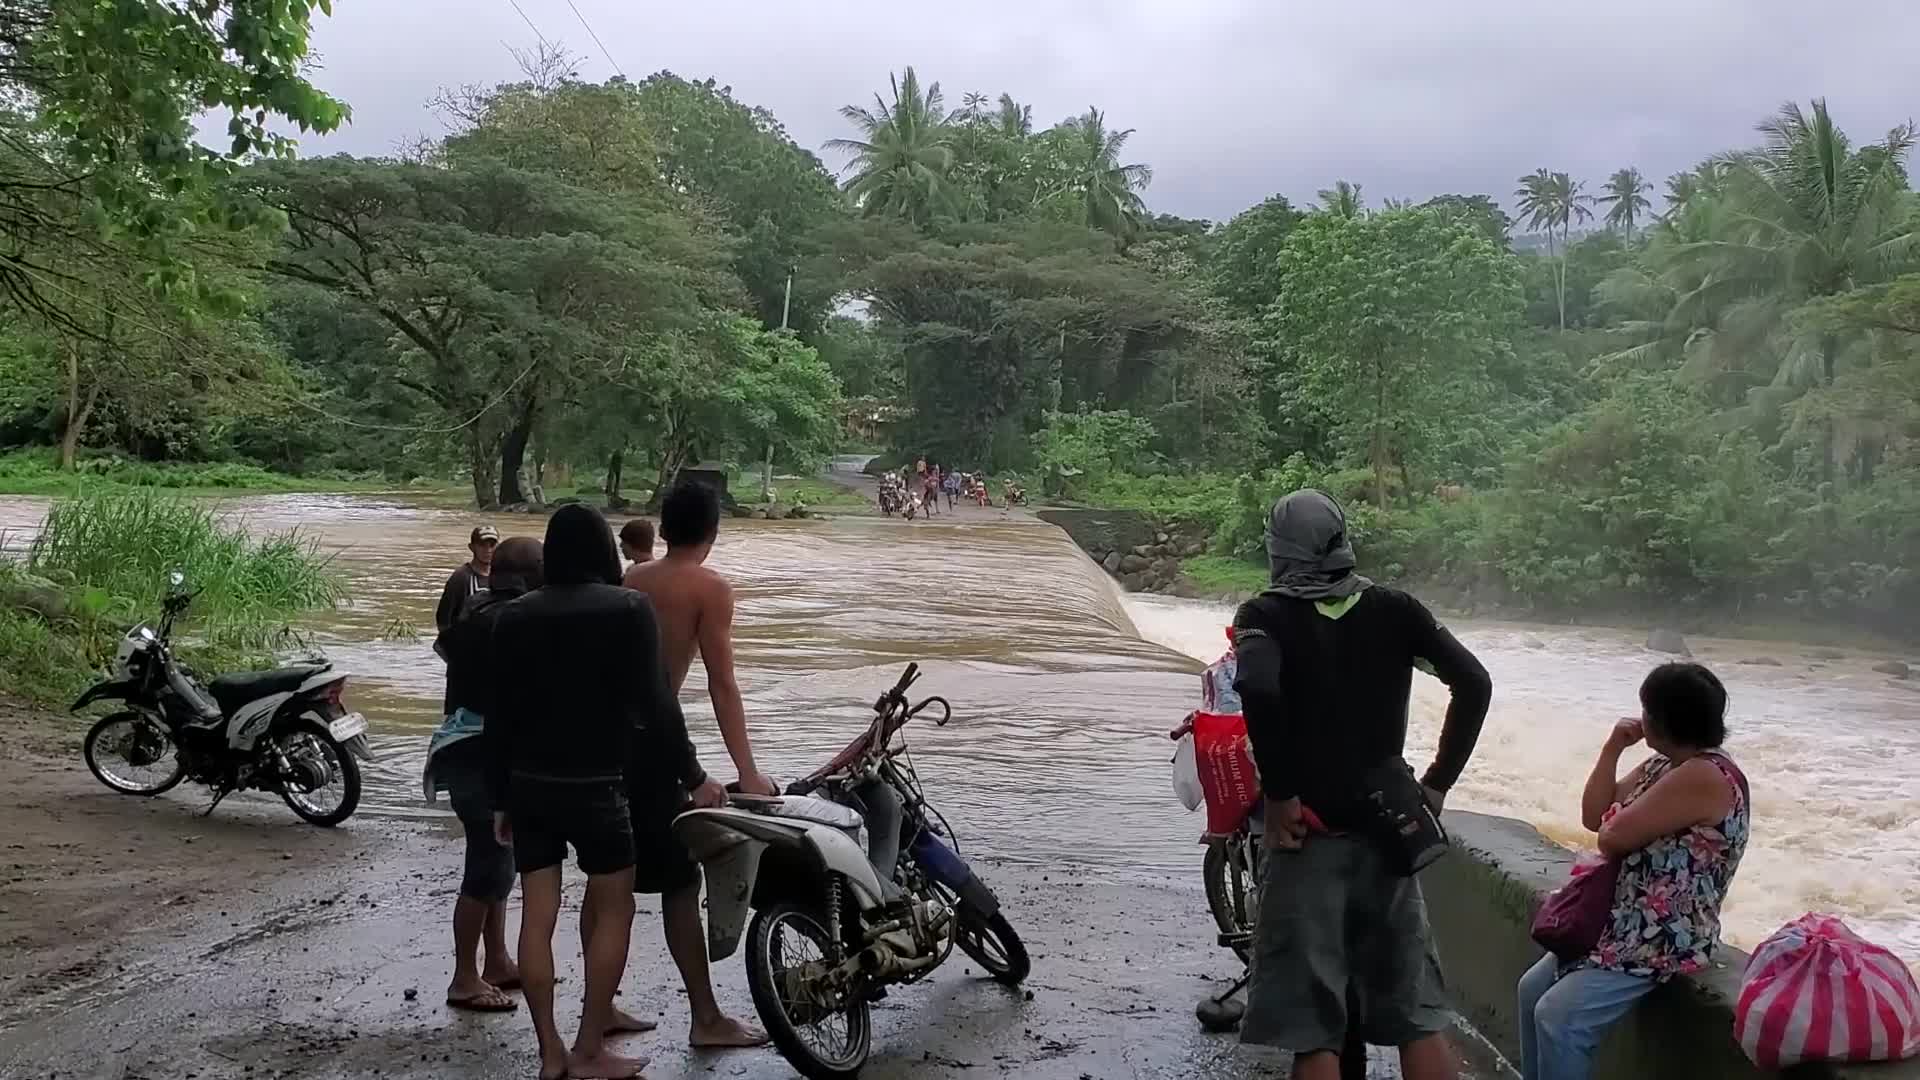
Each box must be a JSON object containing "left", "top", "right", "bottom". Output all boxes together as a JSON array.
[{"left": 0, "top": 731, "right": 1444, "bottom": 1079}]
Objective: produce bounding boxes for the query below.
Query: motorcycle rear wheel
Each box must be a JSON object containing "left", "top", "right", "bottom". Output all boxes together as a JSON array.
[
  {"left": 275, "top": 722, "right": 362, "bottom": 827},
  {"left": 745, "top": 902, "right": 871, "bottom": 1080},
  {"left": 84, "top": 712, "right": 186, "bottom": 796}
]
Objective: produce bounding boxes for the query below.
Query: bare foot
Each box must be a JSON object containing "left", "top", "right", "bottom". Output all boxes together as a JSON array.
[
  {"left": 538, "top": 1043, "right": 569, "bottom": 1080},
  {"left": 566, "top": 1048, "right": 648, "bottom": 1078},
  {"left": 690, "top": 1013, "right": 769, "bottom": 1049},
  {"left": 482, "top": 959, "right": 522, "bottom": 990},
  {"left": 605, "top": 1006, "right": 658, "bottom": 1036}
]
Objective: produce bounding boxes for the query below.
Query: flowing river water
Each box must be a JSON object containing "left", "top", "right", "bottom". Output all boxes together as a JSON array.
[{"left": 2, "top": 490, "right": 1916, "bottom": 973}]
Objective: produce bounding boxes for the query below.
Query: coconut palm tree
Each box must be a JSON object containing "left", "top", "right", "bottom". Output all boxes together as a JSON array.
[
  {"left": 1053, "top": 107, "right": 1153, "bottom": 240},
  {"left": 1316, "top": 179, "right": 1365, "bottom": 219},
  {"left": 1514, "top": 169, "right": 1594, "bottom": 329},
  {"left": 825, "top": 67, "right": 957, "bottom": 225},
  {"left": 1624, "top": 100, "right": 1918, "bottom": 480},
  {"left": 1598, "top": 167, "right": 1653, "bottom": 232}
]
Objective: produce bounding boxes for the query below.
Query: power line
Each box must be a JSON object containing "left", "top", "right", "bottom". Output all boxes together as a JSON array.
[
  {"left": 562, "top": 0, "right": 627, "bottom": 79},
  {"left": 503, "top": 0, "right": 549, "bottom": 45}
]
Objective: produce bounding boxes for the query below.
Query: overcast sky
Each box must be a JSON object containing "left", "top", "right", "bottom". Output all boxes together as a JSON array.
[{"left": 298, "top": 0, "right": 1920, "bottom": 224}]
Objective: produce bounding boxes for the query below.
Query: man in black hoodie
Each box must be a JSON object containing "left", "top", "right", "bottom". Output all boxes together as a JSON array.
[
  {"left": 1233, "top": 490, "right": 1492, "bottom": 1080},
  {"left": 487, "top": 505, "right": 724, "bottom": 1080}
]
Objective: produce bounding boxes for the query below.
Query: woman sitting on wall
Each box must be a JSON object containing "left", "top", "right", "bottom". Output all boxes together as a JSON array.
[{"left": 1517, "top": 662, "right": 1751, "bottom": 1080}]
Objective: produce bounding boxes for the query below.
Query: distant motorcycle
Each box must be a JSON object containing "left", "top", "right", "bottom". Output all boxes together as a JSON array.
[
  {"left": 71, "top": 571, "right": 372, "bottom": 826},
  {"left": 675, "top": 663, "right": 1029, "bottom": 1079},
  {"left": 1002, "top": 481, "right": 1027, "bottom": 507}
]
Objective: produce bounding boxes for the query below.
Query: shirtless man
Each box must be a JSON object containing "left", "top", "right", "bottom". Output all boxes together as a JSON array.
[{"left": 618, "top": 479, "right": 775, "bottom": 1049}]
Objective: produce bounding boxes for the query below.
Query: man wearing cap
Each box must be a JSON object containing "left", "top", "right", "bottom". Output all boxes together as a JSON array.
[{"left": 437, "top": 526, "right": 499, "bottom": 633}]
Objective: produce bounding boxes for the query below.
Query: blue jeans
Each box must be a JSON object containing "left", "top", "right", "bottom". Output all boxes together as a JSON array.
[{"left": 1516, "top": 953, "right": 1658, "bottom": 1080}]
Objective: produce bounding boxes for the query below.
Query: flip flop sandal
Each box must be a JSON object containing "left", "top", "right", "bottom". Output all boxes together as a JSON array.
[{"left": 446, "top": 990, "right": 519, "bottom": 1013}]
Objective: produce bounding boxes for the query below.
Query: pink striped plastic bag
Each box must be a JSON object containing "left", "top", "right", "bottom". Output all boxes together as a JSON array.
[{"left": 1735, "top": 913, "right": 1920, "bottom": 1068}]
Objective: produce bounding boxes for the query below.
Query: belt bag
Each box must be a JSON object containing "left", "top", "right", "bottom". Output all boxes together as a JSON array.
[{"left": 1353, "top": 758, "right": 1449, "bottom": 876}]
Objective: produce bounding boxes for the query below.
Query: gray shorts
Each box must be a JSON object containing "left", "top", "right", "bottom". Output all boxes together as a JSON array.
[{"left": 1241, "top": 832, "right": 1452, "bottom": 1053}]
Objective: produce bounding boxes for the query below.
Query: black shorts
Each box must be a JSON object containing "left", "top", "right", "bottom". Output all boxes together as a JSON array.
[
  {"left": 507, "top": 774, "right": 635, "bottom": 877},
  {"left": 438, "top": 740, "right": 514, "bottom": 902},
  {"left": 628, "top": 768, "right": 699, "bottom": 895}
]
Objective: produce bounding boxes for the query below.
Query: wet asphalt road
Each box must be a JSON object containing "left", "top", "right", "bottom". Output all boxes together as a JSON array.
[{"left": 0, "top": 814, "right": 1459, "bottom": 1079}]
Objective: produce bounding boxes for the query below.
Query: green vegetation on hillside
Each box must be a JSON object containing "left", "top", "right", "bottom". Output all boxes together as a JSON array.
[{"left": 0, "top": 9, "right": 1914, "bottom": 636}]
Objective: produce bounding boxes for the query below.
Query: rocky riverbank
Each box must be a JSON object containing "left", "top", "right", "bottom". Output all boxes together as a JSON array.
[{"left": 1035, "top": 508, "right": 1220, "bottom": 598}]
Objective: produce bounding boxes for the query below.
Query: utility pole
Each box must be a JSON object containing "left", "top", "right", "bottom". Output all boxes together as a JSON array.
[{"left": 764, "top": 266, "right": 795, "bottom": 504}]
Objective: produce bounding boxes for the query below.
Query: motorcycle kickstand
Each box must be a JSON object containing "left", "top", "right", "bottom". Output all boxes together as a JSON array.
[{"left": 202, "top": 786, "right": 232, "bottom": 817}]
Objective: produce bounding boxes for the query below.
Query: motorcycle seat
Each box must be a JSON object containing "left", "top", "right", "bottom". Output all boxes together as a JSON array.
[{"left": 209, "top": 663, "right": 332, "bottom": 714}]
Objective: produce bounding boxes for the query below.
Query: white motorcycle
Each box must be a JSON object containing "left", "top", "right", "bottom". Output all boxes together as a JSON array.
[
  {"left": 673, "top": 663, "right": 1029, "bottom": 1079},
  {"left": 71, "top": 570, "right": 370, "bottom": 826}
]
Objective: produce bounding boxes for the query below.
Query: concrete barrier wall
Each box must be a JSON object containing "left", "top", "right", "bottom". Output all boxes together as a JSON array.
[{"left": 1428, "top": 812, "right": 1920, "bottom": 1080}]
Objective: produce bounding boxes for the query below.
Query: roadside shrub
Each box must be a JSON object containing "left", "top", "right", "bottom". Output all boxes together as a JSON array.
[{"left": 15, "top": 492, "right": 346, "bottom": 687}]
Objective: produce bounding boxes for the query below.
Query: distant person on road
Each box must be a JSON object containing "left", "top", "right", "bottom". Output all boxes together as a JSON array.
[
  {"left": 488, "top": 505, "right": 719, "bottom": 1080},
  {"left": 618, "top": 479, "right": 774, "bottom": 1049},
  {"left": 427, "top": 536, "right": 543, "bottom": 1014},
  {"left": 942, "top": 466, "right": 960, "bottom": 510},
  {"left": 1232, "top": 489, "right": 1493, "bottom": 1080},
  {"left": 435, "top": 525, "right": 498, "bottom": 632},
  {"left": 922, "top": 464, "right": 941, "bottom": 517},
  {"left": 617, "top": 518, "right": 655, "bottom": 582},
  {"left": 1516, "top": 662, "right": 1748, "bottom": 1080}
]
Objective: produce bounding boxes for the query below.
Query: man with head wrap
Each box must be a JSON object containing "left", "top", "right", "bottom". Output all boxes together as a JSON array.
[{"left": 1232, "top": 490, "right": 1493, "bottom": 1080}]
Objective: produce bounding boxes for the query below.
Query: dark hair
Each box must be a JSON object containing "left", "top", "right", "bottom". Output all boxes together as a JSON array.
[
  {"left": 1639, "top": 662, "right": 1728, "bottom": 748},
  {"left": 660, "top": 480, "right": 721, "bottom": 548},
  {"left": 543, "top": 504, "right": 620, "bottom": 586},
  {"left": 488, "top": 536, "right": 544, "bottom": 594},
  {"left": 618, "top": 518, "right": 655, "bottom": 552}
]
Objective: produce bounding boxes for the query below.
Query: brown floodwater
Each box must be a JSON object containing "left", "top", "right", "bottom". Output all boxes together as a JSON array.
[{"left": 2, "top": 487, "right": 1915, "bottom": 970}]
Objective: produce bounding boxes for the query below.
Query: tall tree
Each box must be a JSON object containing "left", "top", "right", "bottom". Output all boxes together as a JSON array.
[
  {"left": 1598, "top": 167, "right": 1653, "bottom": 232},
  {"left": 1641, "top": 100, "right": 1918, "bottom": 481},
  {"left": 1209, "top": 195, "right": 1304, "bottom": 315},
  {"left": 826, "top": 67, "right": 957, "bottom": 225},
  {"left": 1266, "top": 209, "right": 1522, "bottom": 508},
  {"left": 1317, "top": 180, "right": 1365, "bottom": 219},
  {"left": 1514, "top": 169, "right": 1593, "bottom": 329},
  {"left": 0, "top": 0, "right": 347, "bottom": 325},
  {"left": 1051, "top": 107, "right": 1153, "bottom": 241}
]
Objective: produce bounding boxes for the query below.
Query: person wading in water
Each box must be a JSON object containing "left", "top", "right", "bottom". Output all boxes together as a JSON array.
[
  {"left": 618, "top": 479, "right": 775, "bottom": 1049},
  {"left": 427, "top": 536, "right": 543, "bottom": 1014},
  {"left": 1233, "top": 489, "right": 1492, "bottom": 1080},
  {"left": 488, "top": 505, "right": 722, "bottom": 1080}
]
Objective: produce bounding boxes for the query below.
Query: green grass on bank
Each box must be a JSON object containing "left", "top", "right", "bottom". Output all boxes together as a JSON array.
[
  {"left": 0, "top": 448, "right": 429, "bottom": 497},
  {"left": 0, "top": 490, "right": 346, "bottom": 705},
  {"left": 1178, "top": 553, "right": 1268, "bottom": 597}
]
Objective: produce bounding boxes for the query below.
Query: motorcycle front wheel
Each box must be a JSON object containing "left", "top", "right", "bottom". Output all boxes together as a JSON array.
[
  {"left": 274, "top": 721, "right": 362, "bottom": 827},
  {"left": 745, "top": 902, "right": 871, "bottom": 1080},
  {"left": 953, "top": 906, "right": 1031, "bottom": 986},
  {"left": 84, "top": 712, "right": 186, "bottom": 796}
]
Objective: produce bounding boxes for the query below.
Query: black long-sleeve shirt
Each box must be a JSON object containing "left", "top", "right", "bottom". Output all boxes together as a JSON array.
[
  {"left": 484, "top": 583, "right": 704, "bottom": 810},
  {"left": 436, "top": 564, "right": 487, "bottom": 634},
  {"left": 1232, "top": 586, "right": 1492, "bottom": 830}
]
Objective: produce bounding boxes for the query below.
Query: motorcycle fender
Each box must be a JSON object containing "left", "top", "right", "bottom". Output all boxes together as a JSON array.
[
  {"left": 71, "top": 680, "right": 137, "bottom": 711},
  {"left": 805, "top": 823, "right": 887, "bottom": 911},
  {"left": 912, "top": 832, "right": 1001, "bottom": 917},
  {"left": 231, "top": 691, "right": 294, "bottom": 750},
  {"left": 701, "top": 838, "right": 768, "bottom": 962}
]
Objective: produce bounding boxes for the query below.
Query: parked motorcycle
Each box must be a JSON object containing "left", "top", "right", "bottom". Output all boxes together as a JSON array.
[
  {"left": 71, "top": 570, "right": 372, "bottom": 826},
  {"left": 674, "top": 663, "right": 1029, "bottom": 1079}
]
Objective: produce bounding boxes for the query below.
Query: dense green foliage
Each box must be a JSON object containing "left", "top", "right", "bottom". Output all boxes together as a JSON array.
[
  {"left": 0, "top": 492, "right": 343, "bottom": 702},
  {"left": 0, "top": 13, "right": 1914, "bottom": 636}
]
